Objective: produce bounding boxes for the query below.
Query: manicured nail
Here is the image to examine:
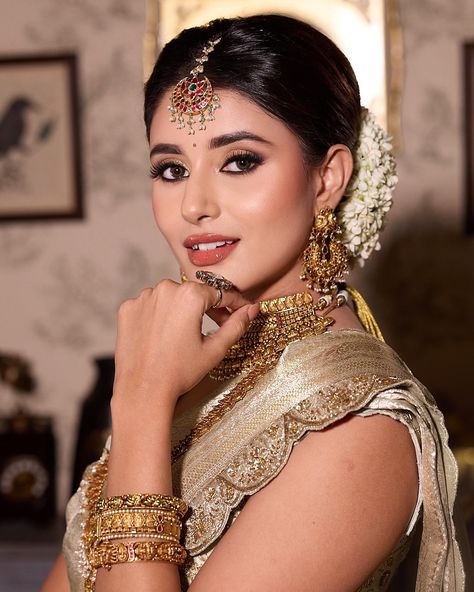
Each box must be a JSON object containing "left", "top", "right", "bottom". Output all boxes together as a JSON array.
[{"left": 247, "top": 303, "right": 260, "bottom": 321}]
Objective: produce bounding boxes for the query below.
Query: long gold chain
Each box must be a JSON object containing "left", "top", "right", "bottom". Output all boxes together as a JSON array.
[
  {"left": 171, "top": 291, "right": 337, "bottom": 463},
  {"left": 83, "top": 455, "right": 109, "bottom": 591}
]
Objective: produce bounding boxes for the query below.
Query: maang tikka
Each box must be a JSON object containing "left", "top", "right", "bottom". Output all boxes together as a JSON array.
[
  {"left": 169, "top": 37, "right": 221, "bottom": 134},
  {"left": 300, "top": 207, "right": 350, "bottom": 296}
]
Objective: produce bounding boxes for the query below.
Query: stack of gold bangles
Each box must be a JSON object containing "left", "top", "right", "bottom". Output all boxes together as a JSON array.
[{"left": 85, "top": 493, "right": 188, "bottom": 571}]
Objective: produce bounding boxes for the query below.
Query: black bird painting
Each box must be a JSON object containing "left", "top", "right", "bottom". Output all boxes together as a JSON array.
[
  {"left": 0, "top": 96, "right": 37, "bottom": 159},
  {"left": 0, "top": 95, "right": 56, "bottom": 193}
]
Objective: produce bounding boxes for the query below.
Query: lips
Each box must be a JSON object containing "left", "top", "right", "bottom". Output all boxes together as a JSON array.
[{"left": 183, "top": 233, "right": 240, "bottom": 266}]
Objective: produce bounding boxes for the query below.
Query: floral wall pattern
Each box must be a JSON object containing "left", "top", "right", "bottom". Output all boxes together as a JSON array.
[
  {"left": 0, "top": 0, "right": 177, "bottom": 509},
  {"left": 0, "top": 0, "right": 472, "bottom": 510}
]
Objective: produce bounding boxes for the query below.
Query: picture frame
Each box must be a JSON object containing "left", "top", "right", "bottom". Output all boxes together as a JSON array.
[
  {"left": 464, "top": 42, "right": 474, "bottom": 234},
  {"left": 144, "top": 0, "right": 403, "bottom": 151},
  {"left": 0, "top": 54, "right": 83, "bottom": 222}
]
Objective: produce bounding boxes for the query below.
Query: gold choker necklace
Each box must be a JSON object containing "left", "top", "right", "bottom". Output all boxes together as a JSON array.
[
  {"left": 209, "top": 291, "right": 340, "bottom": 381},
  {"left": 171, "top": 290, "right": 345, "bottom": 463}
]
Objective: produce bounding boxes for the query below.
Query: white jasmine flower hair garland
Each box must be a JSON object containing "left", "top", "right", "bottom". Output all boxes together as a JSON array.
[{"left": 337, "top": 107, "right": 398, "bottom": 267}]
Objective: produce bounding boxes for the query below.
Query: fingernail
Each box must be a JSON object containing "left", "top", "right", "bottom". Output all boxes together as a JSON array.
[{"left": 247, "top": 303, "right": 260, "bottom": 321}]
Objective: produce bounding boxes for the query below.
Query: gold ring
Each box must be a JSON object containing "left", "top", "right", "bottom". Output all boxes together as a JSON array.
[{"left": 211, "top": 287, "right": 223, "bottom": 308}]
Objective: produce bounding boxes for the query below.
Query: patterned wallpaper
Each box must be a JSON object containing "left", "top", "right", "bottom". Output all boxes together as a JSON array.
[
  {"left": 0, "top": 0, "right": 473, "bottom": 511},
  {"left": 0, "top": 0, "right": 177, "bottom": 509}
]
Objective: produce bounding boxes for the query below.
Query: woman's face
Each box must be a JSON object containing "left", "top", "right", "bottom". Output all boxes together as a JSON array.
[{"left": 149, "top": 89, "right": 318, "bottom": 300}]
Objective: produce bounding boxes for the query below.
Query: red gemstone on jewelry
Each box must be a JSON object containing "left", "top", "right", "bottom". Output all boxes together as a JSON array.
[{"left": 157, "top": 524, "right": 164, "bottom": 532}]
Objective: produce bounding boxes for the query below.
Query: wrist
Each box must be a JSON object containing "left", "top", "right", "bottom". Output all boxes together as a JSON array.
[
  {"left": 110, "top": 409, "right": 174, "bottom": 458},
  {"left": 106, "top": 428, "right": 173, "bottom": 495},
  {"left": 113, "top": 370, "right": 180, "bottom": 399},
  {"left": 107, "top": 397, "right": 175, "bottom": 494},
  {"left": 111, "top": 386, "right": 177, "bottom": 427}
]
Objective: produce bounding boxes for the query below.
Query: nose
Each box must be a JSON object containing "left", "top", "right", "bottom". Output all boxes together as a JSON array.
[{"left": 181, "top": 173, "right": 220, "bottom": 224}]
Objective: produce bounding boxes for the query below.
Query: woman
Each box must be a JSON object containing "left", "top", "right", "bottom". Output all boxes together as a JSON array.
[{"left": 42, "top": 14, "right": 466, "bottom": 591}]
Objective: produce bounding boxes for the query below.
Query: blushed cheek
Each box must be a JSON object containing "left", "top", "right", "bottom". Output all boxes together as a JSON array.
[{"left": 247, "top": 161, "right": 310, "bottom": 218}]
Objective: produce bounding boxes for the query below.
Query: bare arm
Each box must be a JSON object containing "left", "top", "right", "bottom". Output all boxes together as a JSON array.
[
  {"left": 41, "top": 553, "right": 70, "bottom": 592},
  {"left": 95, "top": 281, "right": 258, "bottom": 591},
  {"left": 191, "top": 413, "right": 418, "bottom": 592}
]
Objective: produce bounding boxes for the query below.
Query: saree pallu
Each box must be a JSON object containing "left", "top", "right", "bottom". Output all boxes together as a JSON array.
[{"left": 63, "top": 329, "right": 466, "bottom": 591}]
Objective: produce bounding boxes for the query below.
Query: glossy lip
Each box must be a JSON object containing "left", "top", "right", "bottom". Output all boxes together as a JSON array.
[
  {"left": 183, "top": 233, "right": 240, "bottom": 248},
  {"left": 186, "top": 240, "right": 239, "bottom": 266}
]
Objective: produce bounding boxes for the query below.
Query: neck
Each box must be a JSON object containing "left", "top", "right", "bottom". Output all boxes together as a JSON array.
[{"left": 241, "top": 273, "right": 324, "bottom": 306}]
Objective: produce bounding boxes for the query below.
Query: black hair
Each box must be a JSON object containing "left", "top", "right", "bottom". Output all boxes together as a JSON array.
[{"left": 144, "top": 14, "right": 361, "bottom": 166}]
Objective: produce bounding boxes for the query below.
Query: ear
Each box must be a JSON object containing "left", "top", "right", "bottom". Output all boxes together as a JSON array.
[{"left": 310, "top": 144, "right": 353, "bottom": 212}]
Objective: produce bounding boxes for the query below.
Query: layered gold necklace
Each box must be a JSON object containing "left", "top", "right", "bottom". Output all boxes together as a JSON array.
[{"left": 171, "top": 290, "right": 343, "bottom": 463}]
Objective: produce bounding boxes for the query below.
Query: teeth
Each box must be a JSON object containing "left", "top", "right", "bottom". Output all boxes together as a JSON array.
[{"left": 191, "top": 240, "right": 235, "bottom": 251}]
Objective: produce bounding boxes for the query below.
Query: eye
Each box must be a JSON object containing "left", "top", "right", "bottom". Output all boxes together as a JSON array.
[
  {"left": 221, "top": 150, "right": 264, "bottom": 174},
  {"left": 149, "top": 161, "right": 189, "bottom": 182}
]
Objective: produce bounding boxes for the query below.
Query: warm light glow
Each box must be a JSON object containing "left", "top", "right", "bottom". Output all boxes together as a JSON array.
[{"left": 155, "top": 0, "right": 389, "bottom": 129}]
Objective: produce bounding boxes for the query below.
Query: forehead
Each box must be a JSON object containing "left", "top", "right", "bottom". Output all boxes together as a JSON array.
[{"left": 149, "top": 88, "right": 296, "bottom": 149}]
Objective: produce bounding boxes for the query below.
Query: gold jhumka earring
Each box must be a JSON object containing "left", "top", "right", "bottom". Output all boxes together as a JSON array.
[
  {"left": 168, "top": 37, "right": 221, "bottom": 134},
  {"left": 300, "top": 207, "right": 350, "bottom": 300}
]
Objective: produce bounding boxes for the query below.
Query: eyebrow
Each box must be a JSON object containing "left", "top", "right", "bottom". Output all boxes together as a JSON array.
[
  {"left": 149, "top": 143, "right": 182, "bottom": 157},
  {"left": 149, "top": 131, "right": 272, "bottom": 158},
  {"left": 209, "top": 131, "right": 272, "bottom": 150}
]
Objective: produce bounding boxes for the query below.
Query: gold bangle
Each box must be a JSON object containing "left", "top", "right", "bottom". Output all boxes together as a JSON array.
[
  {"left": 96, "top": 494, "right": 188, "bottom": 518},
  {"left": 95, "top": 508, "right": 181, "bottom": 540},
  {"left": 89, "top": 540, "right": 187, "bottom": 570}
]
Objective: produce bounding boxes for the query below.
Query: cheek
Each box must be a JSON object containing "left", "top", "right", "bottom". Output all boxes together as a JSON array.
[
  {"left": 237, "top": 162, "right": 313, "bottom": 226},
  {"left": 237, "top": 165, "right": 313, "bottom": 263}
]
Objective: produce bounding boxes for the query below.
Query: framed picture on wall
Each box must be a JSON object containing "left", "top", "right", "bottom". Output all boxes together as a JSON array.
[
  {"left": 464, "top": 42, "right": 474, "bottom": 234},
  {"left": 0, "top": 54, "right": 83, "bottom": 222}
]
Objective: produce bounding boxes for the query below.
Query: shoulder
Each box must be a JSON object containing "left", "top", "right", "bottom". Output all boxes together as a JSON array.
[
  {"left": 191, "top": 413, "right": 418, "bottom": 592},
  {"left": 256, "top": 413, "right": 418, "bottom": 533}
]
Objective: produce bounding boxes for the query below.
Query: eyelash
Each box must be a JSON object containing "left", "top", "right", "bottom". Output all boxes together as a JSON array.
[
  {"left": 149, "top": 150, "right": 264, "bottom": 182},
  {"left": 149, "top": 160, "right": 186, "bottom": 181},
  {"left": 221, "top": 150, "right": 264, "bottom": 174}
]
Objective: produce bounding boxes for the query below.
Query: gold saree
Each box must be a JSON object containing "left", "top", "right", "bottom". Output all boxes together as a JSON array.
[{"left": 63, "top": 329, "right": 466, "bottom": 591}]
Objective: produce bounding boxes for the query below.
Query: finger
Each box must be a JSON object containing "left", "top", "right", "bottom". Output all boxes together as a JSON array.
[
  {"left": 205, "top": 307, "right": 231, "bottom": 327},
  {"left": 204, "top": 303, "right": 260, "bottom": 364},
  {"left": 192, "top": 281, "right": 253, "bottom": 314}
]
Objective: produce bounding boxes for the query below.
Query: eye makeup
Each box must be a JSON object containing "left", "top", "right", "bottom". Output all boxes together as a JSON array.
[
  {"left": 149, "top": 160, "right": 189, "bottom": 182},
  {"left": 220, "top": 149, "right": 264, "bottom": 174},
  {"left": 149, "top": 148, "right": 265, "bottom": 182}
]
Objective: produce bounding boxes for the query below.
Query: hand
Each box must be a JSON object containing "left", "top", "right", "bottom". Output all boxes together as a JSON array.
[{"left": 112, "top": 278, "right": 259, "bottom": 419}]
